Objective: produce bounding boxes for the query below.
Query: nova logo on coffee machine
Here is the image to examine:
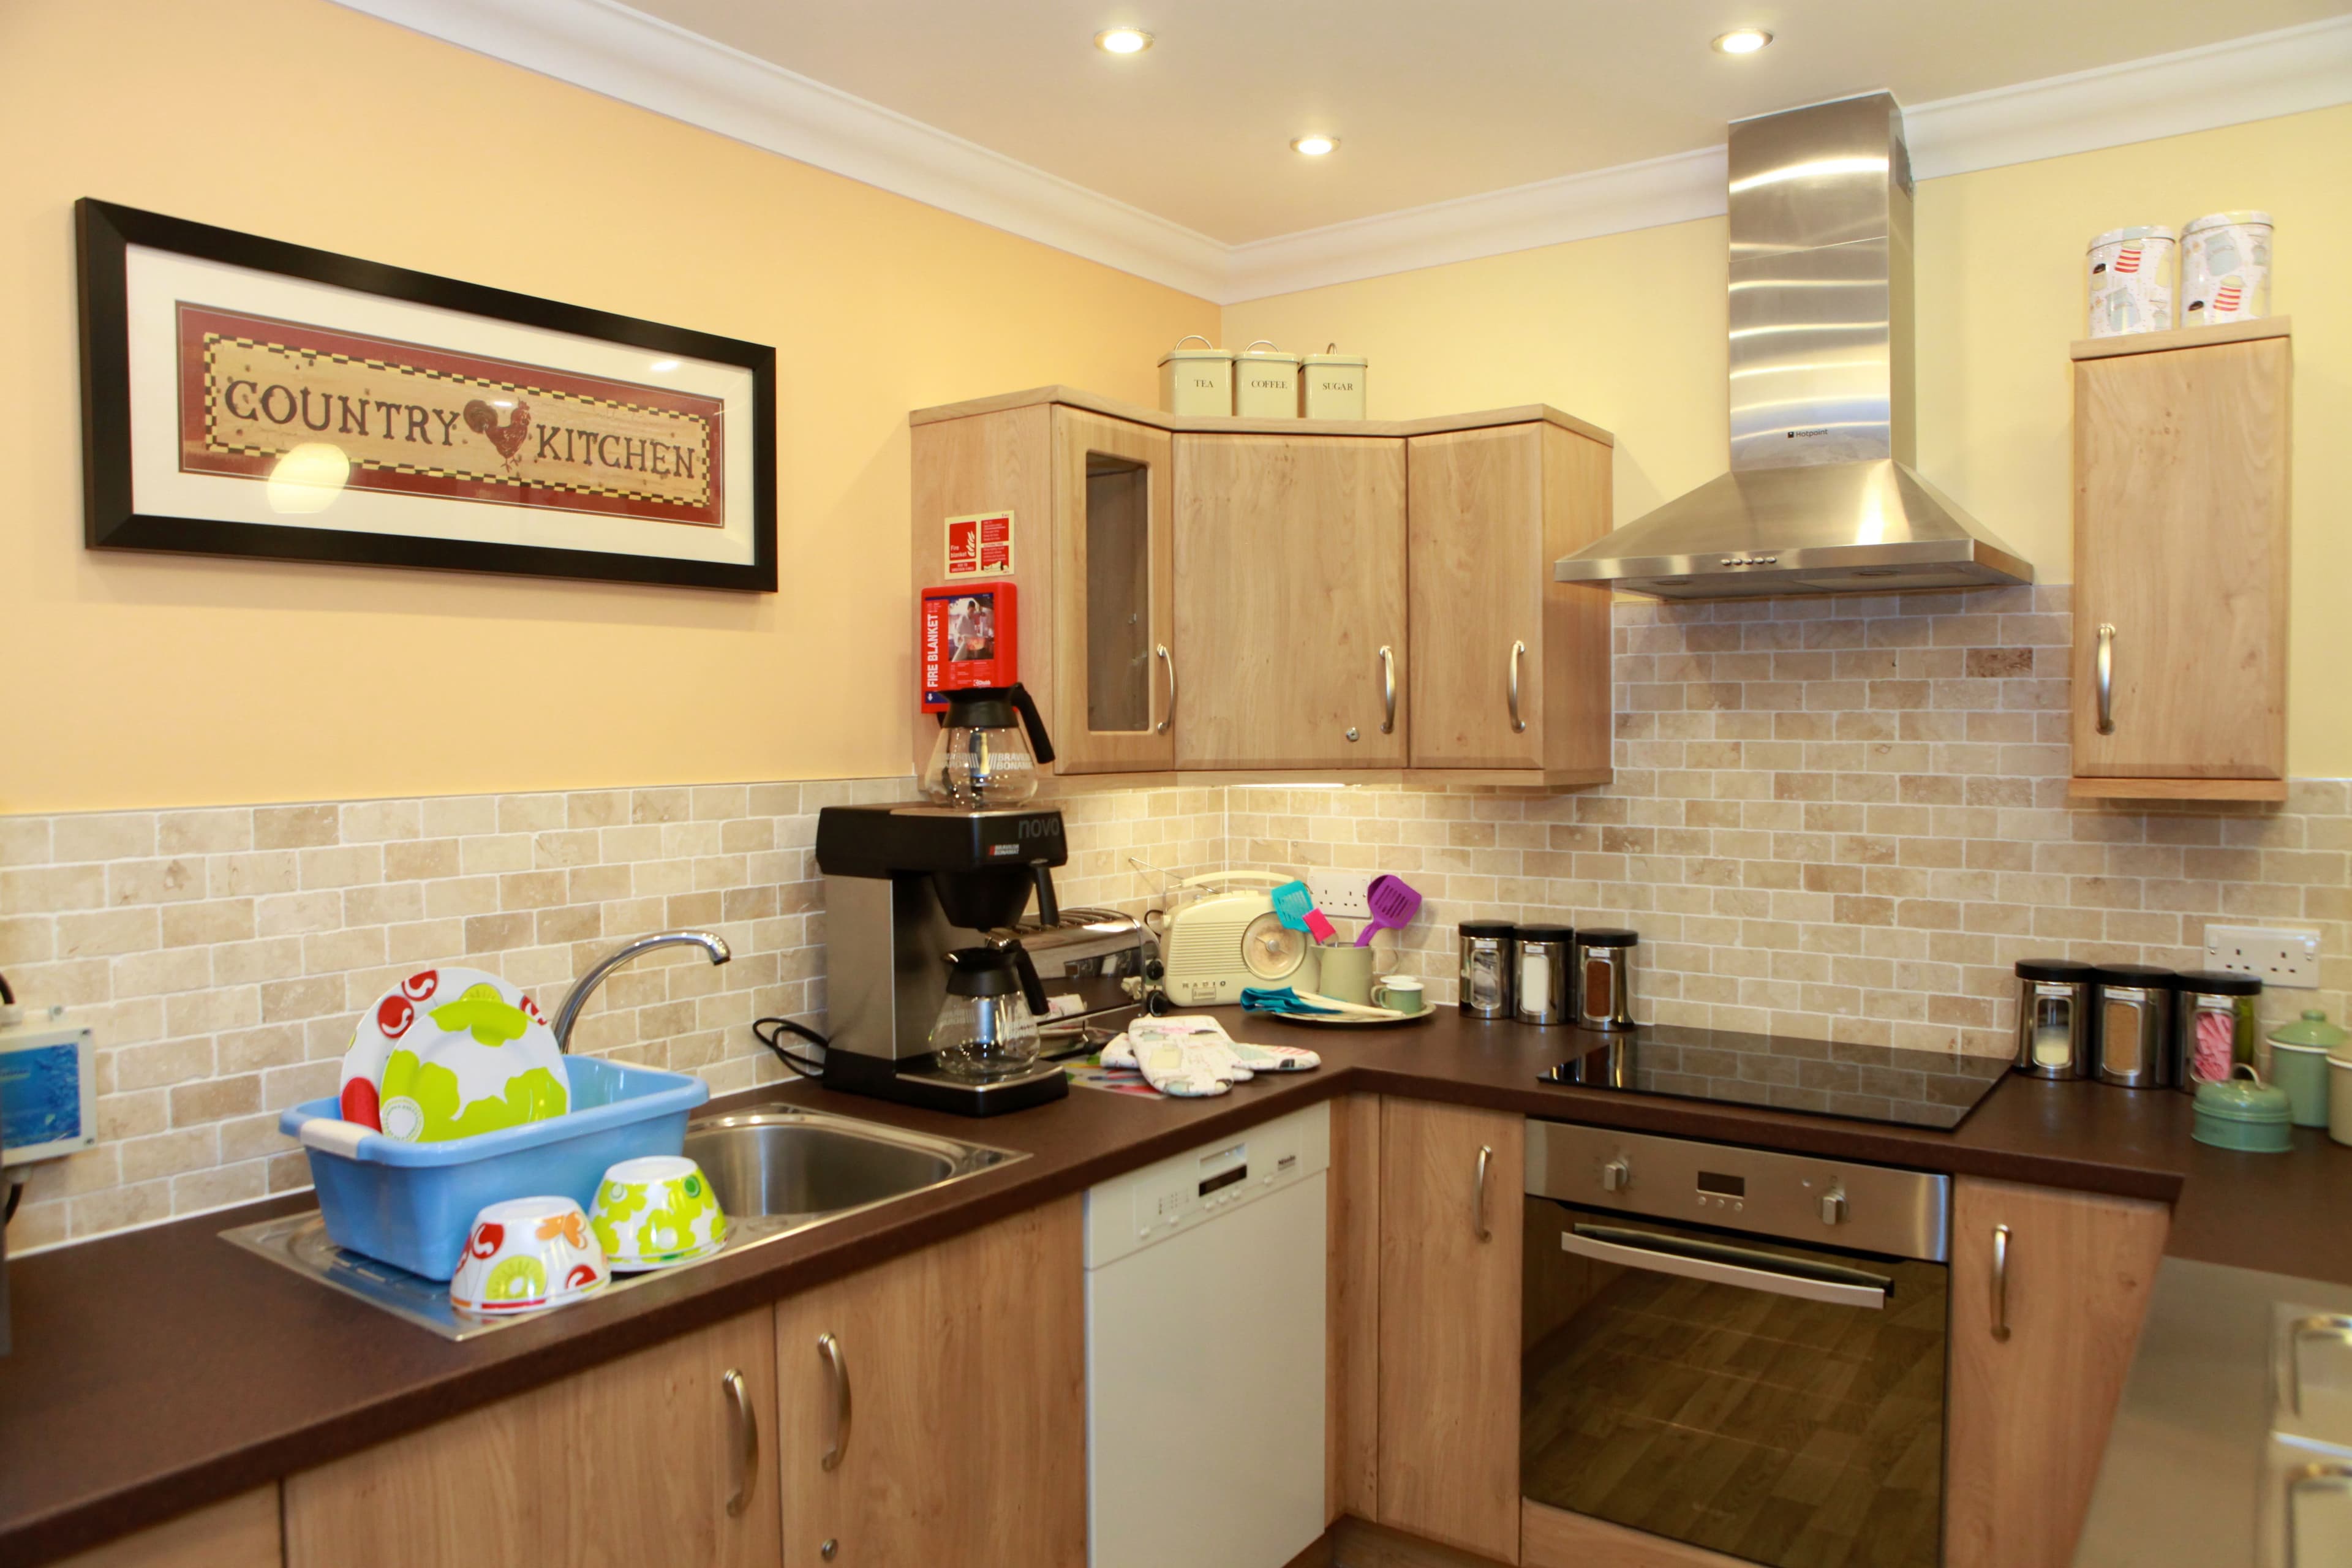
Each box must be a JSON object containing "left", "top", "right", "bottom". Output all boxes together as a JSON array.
[{"left": 176, "top": 303, "right": 725, "bottom": 525}]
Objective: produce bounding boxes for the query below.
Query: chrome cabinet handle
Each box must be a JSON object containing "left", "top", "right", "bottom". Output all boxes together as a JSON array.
[
  {"left": 1155, "top": 643, "right": 1177, "bottom": 735},
  {"left": 1990, "top": 1224, "right": 2013, "bottom": 1343},
  {"left": 818, "top": 1332, "right": 853, "bottom": 1471},
  {"left": 2275, "top": 1313, "right": 2352, "bottom": 1419},
  {"left": 721, "top": 1368, "right": 758, "bottom": 1518},
  {"left": 1507, "top": 640, "right": 1528, "bottom": 733},
  {"left": 1473, "top": 1145, "right": 1494, "bottom": 1241},
  {"left": 2286, "top": 1461, "right": 2352, "bottom": 1567},
  {"left": 1378, "top": 645, "right": 1396, "bottom": 735},
  {"left": 2095, "top": 624, "right": 2116, "bottom": 735}
]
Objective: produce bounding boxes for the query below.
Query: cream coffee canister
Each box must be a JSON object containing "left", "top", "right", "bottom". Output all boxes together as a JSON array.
[
  {"left": 2182, "top": 211, "right": 2272, "bottom": 326},
  {"left": 1302, "top": 347, "right": 1368, "bottom": 420},
  {"left": 2086, "top": 225, "right": 2176, "bottom": 337},
  {"left": 1158, "top": 336, "right": 1233, "bottom": 417},
  {"left": 1233, "top": 342, "right": 1303, "bottom": 419}
]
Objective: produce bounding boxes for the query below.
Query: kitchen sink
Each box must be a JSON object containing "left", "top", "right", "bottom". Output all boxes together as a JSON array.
[
  {"left": 685, "top": 1105, "right": 1021, "bottom": 1220},
  {"left": 224, "top": 1102, "right": 1025, "bottom": 1341}
]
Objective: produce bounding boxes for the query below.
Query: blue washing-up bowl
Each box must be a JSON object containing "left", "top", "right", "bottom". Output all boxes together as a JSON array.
[{"left": 278, "top": 1057, "right": 709, "bottom": 1281}]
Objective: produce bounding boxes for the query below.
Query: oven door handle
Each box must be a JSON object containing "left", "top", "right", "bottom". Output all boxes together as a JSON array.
[{"left": 1561, "top": 1227, "right": 1892, "bottom": 1311}]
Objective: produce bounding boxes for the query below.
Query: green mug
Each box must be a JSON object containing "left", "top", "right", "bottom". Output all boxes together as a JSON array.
[{"left": 1374, "top": 976, "right": 1427, "bottom": 1015}]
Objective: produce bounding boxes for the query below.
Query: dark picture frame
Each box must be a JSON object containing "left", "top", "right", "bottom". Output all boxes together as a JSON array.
[{"left": 77, "top": 198, "right": 778, "bottom": 591}]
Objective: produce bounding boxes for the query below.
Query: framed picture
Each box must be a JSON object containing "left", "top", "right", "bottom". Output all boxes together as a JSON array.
[{"left": 77, "top": 198, "right": 777, "bottom": 591}]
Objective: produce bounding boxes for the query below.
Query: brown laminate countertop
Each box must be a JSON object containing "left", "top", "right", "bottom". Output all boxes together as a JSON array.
[{"left": 5, "top": 1009, "right": 2347, "bottom": 1564}]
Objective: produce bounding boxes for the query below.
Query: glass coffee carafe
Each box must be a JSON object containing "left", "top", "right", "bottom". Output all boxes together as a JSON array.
[
  {"left": 929, "top": 944, "right": 1049, "bottom": 1082},
  {"left": 922, "top": 684, "right": 1058, "bottom": 808}
]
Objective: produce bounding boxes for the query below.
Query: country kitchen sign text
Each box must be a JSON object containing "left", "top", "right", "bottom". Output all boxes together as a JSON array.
[{"left": 177, "top": 304, "right": 725, "bottom": 526}]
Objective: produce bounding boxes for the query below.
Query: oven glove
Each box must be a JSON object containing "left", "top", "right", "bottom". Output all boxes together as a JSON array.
[{"left": 1224, "top": 1039, "right": 1320, "bottom": 1073}]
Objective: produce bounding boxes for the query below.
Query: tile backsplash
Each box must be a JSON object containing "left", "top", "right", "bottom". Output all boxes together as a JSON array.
[{"left": 2, "top": 587, "right": 2342, "bottom": 1252}]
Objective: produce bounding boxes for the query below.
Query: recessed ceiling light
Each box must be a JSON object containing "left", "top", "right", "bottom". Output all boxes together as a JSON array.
[
  {"left": 1095, "top": 27, "right": 1153, "bottom": 55},
  {"left": 649, "top": 358, "right": 681, "bottom": 373},
  {"left": 1291, "top": 135, "right": 1338, "bottom": 157},
  {"left": 1713, "top": 28, "right": 1773, "bottom": 54}
]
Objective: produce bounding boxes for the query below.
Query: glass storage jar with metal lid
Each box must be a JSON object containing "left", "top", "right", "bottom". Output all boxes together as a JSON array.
[
  {"left": 1573, "top": 929, "right": 1638, "bottom": 1031},
  {"left": 1514, "top": 925, "right": 1574, "bottom": 1026},
  {"left": 2173, "top": 969, "right": 2263, "bottom": 1092},
  {"left": 2013, "top": 958, "right": 2098, "bottom": 1079},
  {"left": 1458, "top": 920, "right": 1517, "bottom": 1018},
  {"left": 2092, "top": 963, "right": 2177, "bottom": 1089}
]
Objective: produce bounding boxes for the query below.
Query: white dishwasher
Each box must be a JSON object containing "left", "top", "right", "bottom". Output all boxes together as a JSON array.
[{"left": 1084, "top": 1100, "right": 1329, "bottom": 1568}]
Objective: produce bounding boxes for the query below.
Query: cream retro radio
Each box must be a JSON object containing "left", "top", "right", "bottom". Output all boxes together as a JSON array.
[{"left": 1153, "top": 871, "right": 1314, "bottom": 1006}]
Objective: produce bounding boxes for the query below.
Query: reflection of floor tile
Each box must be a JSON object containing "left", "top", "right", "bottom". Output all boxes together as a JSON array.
[{"left": 1521, "top": 1256, "right": 1947, "bottom": 1568}]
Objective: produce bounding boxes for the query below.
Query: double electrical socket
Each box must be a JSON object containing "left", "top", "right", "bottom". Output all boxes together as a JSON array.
[
  {"left": 2203, "top": 925, "right": 2323, "bottom": 990},
  {"left": 1304, "top": 871, "right": 1373, "bottom": 922}
]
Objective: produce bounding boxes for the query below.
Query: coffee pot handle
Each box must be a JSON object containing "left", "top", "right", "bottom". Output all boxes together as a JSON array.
[
  {"left": 1009, "top": 941, "right": 1050, "bottom": 1017},
  {"left": 1030, "top": 864, "right": 1061, "bottom": 927},
  {"left": 1006, "top": 682, "right": 1057, "bottom": 766}
]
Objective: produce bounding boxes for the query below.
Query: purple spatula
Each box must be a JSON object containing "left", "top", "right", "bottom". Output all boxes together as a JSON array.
[{"left": 1354, "top": 873, "right": 1423, "bottom": 946}]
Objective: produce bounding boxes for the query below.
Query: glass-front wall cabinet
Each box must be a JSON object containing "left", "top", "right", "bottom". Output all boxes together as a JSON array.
[{"left": 1052, "top": 408, "right": 1174, "bottom": 772}]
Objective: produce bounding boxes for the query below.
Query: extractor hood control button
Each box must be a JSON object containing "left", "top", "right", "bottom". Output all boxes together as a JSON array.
[
  {"left": 1820, "top": 1190, "right": 1848, "bottom": 1226},
  {"left": 1600, "top": 1158, "right": 1629, "bottom": 1193}
]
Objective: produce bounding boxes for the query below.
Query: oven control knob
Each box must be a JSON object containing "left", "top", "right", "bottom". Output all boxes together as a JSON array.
[
  {"left": 1600, "top": 1158, "right": 1630, "bottom": 1193},
  {"left": 1820, "top": 1190, "right": 1848, "bottom": 1226}
]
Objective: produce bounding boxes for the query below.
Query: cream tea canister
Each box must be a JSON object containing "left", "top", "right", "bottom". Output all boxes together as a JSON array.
[
  {"left": 1232, "top": 341, "right": 1303, "bottom": 419},
  {"left": 1158, "top": 335, "right": 1234, "bottom": 417}
]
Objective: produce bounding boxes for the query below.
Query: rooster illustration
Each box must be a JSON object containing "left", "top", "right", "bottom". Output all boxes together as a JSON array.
[{"left": 462, "top": 398, "right": 532, "bottom": 473}]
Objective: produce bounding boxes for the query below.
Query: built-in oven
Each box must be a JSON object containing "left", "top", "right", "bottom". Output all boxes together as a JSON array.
[{"left": 1523, "top": 1122, "right": 1951, "bottom": 1568}]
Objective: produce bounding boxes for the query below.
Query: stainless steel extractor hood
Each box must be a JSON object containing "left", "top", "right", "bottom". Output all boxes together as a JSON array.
[{"left": 1555, "top": 93, "right": 2031, "bottom": 600}]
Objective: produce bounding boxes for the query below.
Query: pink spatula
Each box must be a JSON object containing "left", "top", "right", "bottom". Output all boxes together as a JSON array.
[{"left": 1354, "top": 874, "right": 1423, "bottom": 946}]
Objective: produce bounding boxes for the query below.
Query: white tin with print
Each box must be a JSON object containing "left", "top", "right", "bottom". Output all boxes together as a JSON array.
[
  {"left": 2086, "top": 225, "right": 2176, "bottom": 337},
  {"left": 2182, "top": 211, "right": 2272, "bottom": 326}
]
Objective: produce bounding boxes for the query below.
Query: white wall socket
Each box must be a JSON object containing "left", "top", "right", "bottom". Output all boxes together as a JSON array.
[
  {"left": 1305, "top": 871, "right": 1372, "bottom": 922},
  {"left": 2203, "top": 924, "right": 2322, "bottom": 990}
]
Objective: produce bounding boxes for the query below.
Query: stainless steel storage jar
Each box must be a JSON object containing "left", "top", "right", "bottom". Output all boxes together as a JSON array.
[
  {"left": 1513, "top": 924, "right": 1574, "bottom": 1026},
  {"left": 1458, "top": 920, "right": 1516, "bottom": 1019},
  {"left": 2013, "top": 958, "right": 2097, "bottom": 1079},
  {"left": 2173, "top": 969, "right": 2263, "bottom": 1092},
  {"left": 1574, "top": 928, "right": 1638, "bottom": 1031},
  {"left": 2092, "top": 963, "right": 2177, "bottom": 1089}
]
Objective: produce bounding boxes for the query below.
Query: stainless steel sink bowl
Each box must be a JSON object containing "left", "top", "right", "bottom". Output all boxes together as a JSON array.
[{"left": 684, "top": 1106, "right": 1022, "bottom": 1222}]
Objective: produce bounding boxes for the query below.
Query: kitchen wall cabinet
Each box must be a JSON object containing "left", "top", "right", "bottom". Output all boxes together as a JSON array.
[
  {"left": 910, "top": 386, "right": 1615, "bottom": 789},
  {"left": 1407, "top": 424, "right": 1611, "bottom": 780},
  {"left": 1174, "top": 432, "right": 1409, "bottom": 769},
  {"left": 2069, "top": 319, "right": 2292, "bottom": 801},
  {"left": 771, "top": 1199, "right": 1087, "bottom": 1568},
  {"left": 911, "top": 401, "right": 1177, "bottom": 778},
  {"left": 1376, "top": 1099, "right": 1525, "bottom": 1563},
  {"left": 55, "top": 1490, "right": 281, "bottom": 1568},
  {"left": 1945, "top": 1177, "right": 2169, "bottom": 1568},
  {"left": 284, "top": 1308, "right": 778, "bottom": 1567}
]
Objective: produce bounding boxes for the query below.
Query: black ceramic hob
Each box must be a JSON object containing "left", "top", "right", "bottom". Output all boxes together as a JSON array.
[{"left": 1536, "top": 1023, "right": 2012, "bottom": 1131}]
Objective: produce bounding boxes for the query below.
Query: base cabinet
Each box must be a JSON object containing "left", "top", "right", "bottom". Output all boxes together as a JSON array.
[
  {"left": 1945, "top": 1178, "right": 2169, "bottom": 1568},
  {"left": 53, "top": 1490, "right": 281, "bottom": 1568},
  {"left": 772, "top": 1199, "right": 1088, "bottom": 1568},
  {"left": 284, "top": 1309, "right": 779, "bottom": 1567},
  {"left": 1376, "top": 1099, "right": 1525, "bottom": 1563}
]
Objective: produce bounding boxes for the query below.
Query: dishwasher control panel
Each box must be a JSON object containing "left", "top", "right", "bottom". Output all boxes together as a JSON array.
[{"left": 1084, "top": 1101, "right": 1331, "bottom": 1268}]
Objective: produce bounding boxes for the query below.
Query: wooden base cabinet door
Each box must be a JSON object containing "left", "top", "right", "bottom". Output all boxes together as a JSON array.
[
  {"left": 774, "top": 1199, "right": 1088, "bottom": 1568},
  {"left": 1377, "top": 1099, "right": 1524, "bottom": 1563},
  {"left": 1945, "top": 1178, "right": 2169, "bottom": 1568},
  {"left": 1173, "top": 434, "right": 1409, "bottom": 769},
  {"left": 285, "top": 1309, "right": 779, "bottom": 1568},
  {"left": 1407, "top": 424, "right": 1611, "bottom": 777},
  {"left": 2072, "top": 333, "right": 2290, "bottom": 780}
]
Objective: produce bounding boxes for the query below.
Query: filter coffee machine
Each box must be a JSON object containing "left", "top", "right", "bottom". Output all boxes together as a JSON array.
[{"left": 813, "top": 802, "right": 1072, "bottom": 1116}]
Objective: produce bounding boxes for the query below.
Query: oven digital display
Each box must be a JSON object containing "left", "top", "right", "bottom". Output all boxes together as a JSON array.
[
  {"left": 1696, "top": 1171, "right": 1746, "bottom": 1198},
  {"left": 1199, "top": 1165, "right": 1246, "bottom": 1196}
]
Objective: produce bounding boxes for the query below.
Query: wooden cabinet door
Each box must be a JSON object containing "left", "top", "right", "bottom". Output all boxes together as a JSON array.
[
  {"left": 56, "top": 1490, "right": 281, "bottom": 1568},
  {"left": 1945, "top": 1178, "right": 2169, "bottom": 1568},
  {"left": 285, "top": 1309, "right": 778, "bottom": 1568},
  {"left": 1408, "top": 424, "right": 1611, "bottom": 774},
  {"left": 2072, "top": 336, "right": 2290, "bottom": 778},
  {"left": 774, "top": 1199, "right": 1087, "bottom": 1568},
  {"left": 1173, "top": 434, "right": 1408, "bottom": 769},
  {"left": 1052, "top": 407, "right": 1176, "bottom": 773},
  {"left": 1377, "top": 1099, "right": 1525, "bottom": 1562}
]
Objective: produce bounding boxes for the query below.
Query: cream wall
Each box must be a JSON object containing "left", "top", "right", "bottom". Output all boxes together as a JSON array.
[
  {"left": 1226, "top": 106, "right": 2352, "bottom": 778},
  {"left": 0, "top": 0, "right": 1217, "bottom": 813}
]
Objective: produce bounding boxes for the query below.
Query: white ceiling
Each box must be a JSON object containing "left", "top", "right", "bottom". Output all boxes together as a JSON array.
[{"left": 623, "top": 0, "right": 2349, "bottom": 244}]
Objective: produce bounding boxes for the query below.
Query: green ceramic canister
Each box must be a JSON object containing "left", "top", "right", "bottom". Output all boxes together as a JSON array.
[
  {"left": 2269, "top": 1011, "right": 2349, "bottom": 1129},
  {"left": 2192, "top": 1065, "right": 2294, "bottom": 1153}
]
